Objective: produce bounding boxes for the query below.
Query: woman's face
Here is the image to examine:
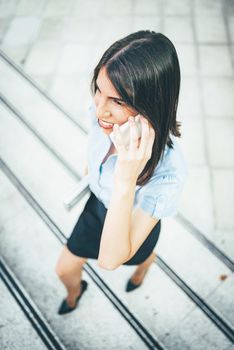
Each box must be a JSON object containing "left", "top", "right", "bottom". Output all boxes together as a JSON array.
[{"left": 93, "top": 66, "right": 138, "bottom": 135}]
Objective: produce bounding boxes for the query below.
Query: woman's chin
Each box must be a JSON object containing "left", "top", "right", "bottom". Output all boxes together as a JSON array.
[
  {"left": 103, "top": 128, "right": 112, "bottom": 134},
  {"left": 99, "top": 126, "right": 113, "bottom": 134}
]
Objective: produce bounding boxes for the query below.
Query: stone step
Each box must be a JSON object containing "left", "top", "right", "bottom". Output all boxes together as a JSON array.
[
  {"left": 0, "top": 256, "right": 67, "bottom": 350},
  {"left": 0, "top": 98, "right": 233, "bottom": 348},
  {"left": 0, "top": 277, "right": 48, "bottom": 350},
  {"left": 0, "top": 54, "right": 88, "bottom": 180},
  {"left": 0, "top": 101, "right": 88, "bottom": 235},
  {"left": 0, "top": 171, "right": 152, "bottom": 350},
  {"left": 157, "top": 220, "right": 233, "bottom": 326}
]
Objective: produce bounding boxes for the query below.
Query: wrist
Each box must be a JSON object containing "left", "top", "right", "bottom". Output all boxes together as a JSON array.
[{"left": 113, "top": 176, "right": 137, "bottom": 192}]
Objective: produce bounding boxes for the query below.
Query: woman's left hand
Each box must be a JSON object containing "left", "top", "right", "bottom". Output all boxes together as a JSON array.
[{"left": 112, "top": 115, "right": 156, "bottom": 184}]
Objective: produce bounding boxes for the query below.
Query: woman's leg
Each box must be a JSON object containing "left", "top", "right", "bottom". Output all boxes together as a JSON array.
[
  {"left": 130, "top": 251, "right": 156, "bottom": 285},
  {"left": 55, "top": 246, "right": 87, "bottom": 307}
]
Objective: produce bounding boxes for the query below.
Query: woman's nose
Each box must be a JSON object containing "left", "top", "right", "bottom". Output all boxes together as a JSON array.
[{"left": 96, "top": 103, "right": 111, "bottom": 119}]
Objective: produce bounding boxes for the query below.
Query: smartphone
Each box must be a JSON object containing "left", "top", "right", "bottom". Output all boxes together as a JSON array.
[{"left": 109, "top": 114, "right": 142, "bottom": 148}]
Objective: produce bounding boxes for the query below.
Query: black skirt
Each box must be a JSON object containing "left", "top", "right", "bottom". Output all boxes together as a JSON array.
[{"left": 67, "top": 191, "right": 161, "bottom": 266}]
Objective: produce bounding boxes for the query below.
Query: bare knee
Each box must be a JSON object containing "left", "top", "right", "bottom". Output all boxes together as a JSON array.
[
  {"left": 55, "top": 261, "right": 67, "bottom": 278},
  {"left": 55, "top": 246, "right": 87, "bottom": 278},
  {"left": 55, "top": 258, "right": 85, "bottom": 279}
]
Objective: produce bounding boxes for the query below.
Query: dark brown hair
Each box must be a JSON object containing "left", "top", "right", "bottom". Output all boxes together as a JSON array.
[{"left": 91, "top": 30, "right": 182, "bottom": 186}]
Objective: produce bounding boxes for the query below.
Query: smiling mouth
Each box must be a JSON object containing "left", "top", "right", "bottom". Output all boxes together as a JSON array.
[{"left": 98, "top": 119, "right": 115, "bottom": 129}]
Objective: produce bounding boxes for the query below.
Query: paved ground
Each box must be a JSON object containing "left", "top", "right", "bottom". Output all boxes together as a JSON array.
[{"left": 0, "top": 0, "right": 234, "bottom": 350}]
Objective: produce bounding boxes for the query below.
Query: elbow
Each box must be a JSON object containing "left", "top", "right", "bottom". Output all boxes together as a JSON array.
[
  {"left": 97, "top": 259, "right": 119, "bottom": 270},
  {"left": 97, "top": 254, "right": 129, "bottom": 270},
  {"left": 97, "top": 251, "right": 131, "bottom": 270}
]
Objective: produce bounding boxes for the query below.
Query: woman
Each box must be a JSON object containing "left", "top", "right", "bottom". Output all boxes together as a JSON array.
[{"left": 55, "top": 30, "right": 188, "bottom": 315}]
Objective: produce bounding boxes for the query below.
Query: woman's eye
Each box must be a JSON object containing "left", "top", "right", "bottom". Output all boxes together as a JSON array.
[
  {"left": 113, "top": 99, "right": 123, "bottom": 106},
  {"left": 95, "top": 86, "right": 123, "bottom": 106}
]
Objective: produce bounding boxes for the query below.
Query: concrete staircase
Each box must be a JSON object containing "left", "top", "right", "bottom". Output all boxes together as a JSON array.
[{"left": 0, "top": 51, "right": 233, "bottom": 350}]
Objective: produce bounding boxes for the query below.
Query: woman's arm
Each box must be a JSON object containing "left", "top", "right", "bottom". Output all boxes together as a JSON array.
[
  {"left": 97, "top": 115, "right": 155, "bottom": 270},
  {"left": 97, "top": 178, "right": 136, "bottom": 270}
]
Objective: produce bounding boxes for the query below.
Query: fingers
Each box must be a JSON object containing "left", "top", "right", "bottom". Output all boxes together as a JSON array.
[
  {"left": 129, "top": 116, "right": 139, "bottom": 153},
  {"left": 138, "top": 116, "right": 149, "bottom": 152},
  {"left": 112, "top": 123, "right": 126, "bottom": 153},
  {"left": 138, "top": 116, "right": 155, "bottom": 158},
  {"left": 145, "top": 127, "right": 155, "bottom": 158},
  {"left": 113, "top": 115, "right": 155, "bottom": 159}
]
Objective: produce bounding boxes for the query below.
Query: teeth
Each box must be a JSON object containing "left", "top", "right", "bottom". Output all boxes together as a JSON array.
[{"left": 101, "top": 120, "right": 114, "bottom": 126}]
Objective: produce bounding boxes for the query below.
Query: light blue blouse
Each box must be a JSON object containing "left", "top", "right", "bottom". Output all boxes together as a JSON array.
[{"left": 86, "top": 102, "right": 189, "bottom": 220}]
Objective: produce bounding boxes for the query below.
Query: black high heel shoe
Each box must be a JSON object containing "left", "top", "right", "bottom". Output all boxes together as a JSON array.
[
  {"left": 58, "top": 280, "right": 88, "bottom": 315},
  {"left": 125, "top": 278, "right": 142, "bottom": 292},
  {"left": 125, "top": 268, "right": 149, "bottom": 292}
]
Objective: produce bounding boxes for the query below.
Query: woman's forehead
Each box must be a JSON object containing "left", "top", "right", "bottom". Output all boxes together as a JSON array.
[{"left": 96, "top": 67, "right": 121, "bottom": 98}]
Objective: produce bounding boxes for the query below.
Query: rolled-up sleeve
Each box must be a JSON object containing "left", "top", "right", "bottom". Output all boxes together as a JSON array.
[{"left": 138, "top": 174, "right": 184, "bottom": 220}]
